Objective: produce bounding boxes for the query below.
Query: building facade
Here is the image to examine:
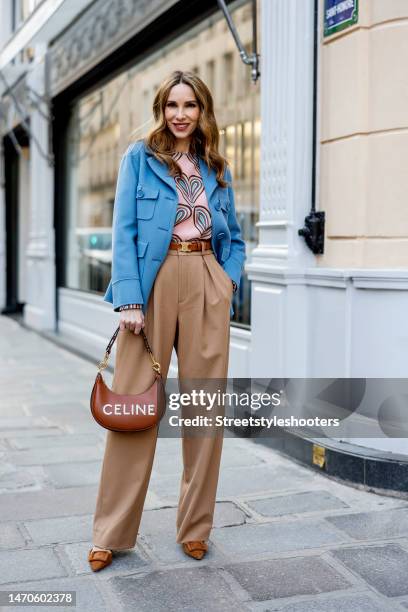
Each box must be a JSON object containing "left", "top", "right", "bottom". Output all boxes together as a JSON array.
[{"left": 1, "top": 0, "right": 407, "bottom": 489}]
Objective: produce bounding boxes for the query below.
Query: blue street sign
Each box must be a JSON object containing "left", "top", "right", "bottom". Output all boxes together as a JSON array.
[{"left": 324, "top": 0, "right": 358, "bottom": 37}]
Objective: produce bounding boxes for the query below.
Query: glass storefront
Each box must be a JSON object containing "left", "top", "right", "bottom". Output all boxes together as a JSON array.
[{"left": 64, "top": 0, "right": 260, "bottom": 327}]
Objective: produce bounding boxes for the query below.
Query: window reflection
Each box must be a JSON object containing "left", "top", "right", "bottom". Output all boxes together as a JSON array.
[{"left": 65, "top": 0, "right": 260, "bottom": 327}]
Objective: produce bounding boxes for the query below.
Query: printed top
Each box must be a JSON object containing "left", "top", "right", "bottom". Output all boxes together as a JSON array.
[{"left": 170, "top": 151, "right": 212, "bottom": 243}]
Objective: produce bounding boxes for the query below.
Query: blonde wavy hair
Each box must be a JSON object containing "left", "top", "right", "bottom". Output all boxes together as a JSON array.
[{"left": 143, "top": 70, "right": 229, "bottom": 188}]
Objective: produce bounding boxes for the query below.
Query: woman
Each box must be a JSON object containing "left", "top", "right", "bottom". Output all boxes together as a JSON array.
[{"left": 88, "top": 70, "right": 246, "bottom": 571}]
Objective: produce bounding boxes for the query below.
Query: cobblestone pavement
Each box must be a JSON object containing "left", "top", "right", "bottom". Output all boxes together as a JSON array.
[{"left": 1, "top": 315, "right": 408, "bottom": 611}]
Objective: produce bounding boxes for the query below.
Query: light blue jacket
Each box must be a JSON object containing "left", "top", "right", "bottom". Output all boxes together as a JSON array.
[{"left": 103, "top": 139, "right": 246, "bottom": 317}]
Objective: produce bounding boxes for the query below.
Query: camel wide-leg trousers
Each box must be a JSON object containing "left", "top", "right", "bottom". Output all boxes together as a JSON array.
[{"left": 92, "top": 247, "right": 232, "bottom": 550}]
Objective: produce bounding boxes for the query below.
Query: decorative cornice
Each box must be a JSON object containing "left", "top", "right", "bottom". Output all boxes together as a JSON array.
[
  {"left": 48, "top": 0, "right": 179, "bottom": 96},
  {"left": 245, "top": 262, "right": 408, "bottom": 290}
]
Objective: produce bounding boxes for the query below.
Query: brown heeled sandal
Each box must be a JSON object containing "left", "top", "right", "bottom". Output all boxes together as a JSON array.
[
  {"left": 88, "top": 548, "right": 113, "bottom": 572},
  {"left": 182, "top": 540, "right": 208, "bottom": 560}
]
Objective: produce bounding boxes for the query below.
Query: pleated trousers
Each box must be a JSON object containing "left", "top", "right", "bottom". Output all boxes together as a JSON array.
[{"left": 92, "top": 246, "right": 232, "bottom": 549}]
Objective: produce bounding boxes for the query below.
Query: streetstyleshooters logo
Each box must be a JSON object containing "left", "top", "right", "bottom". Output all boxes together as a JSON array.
[{"left": 168, "top": 413, "right": 340, "bottom": 429}]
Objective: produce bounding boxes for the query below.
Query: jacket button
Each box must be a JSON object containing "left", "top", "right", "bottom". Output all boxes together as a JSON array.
[
  {"left": 214, "top": 202, "right": 221, "bottom": 210},
  {"left": 137, "top": 186, "right": 144, "bottom": 196}
]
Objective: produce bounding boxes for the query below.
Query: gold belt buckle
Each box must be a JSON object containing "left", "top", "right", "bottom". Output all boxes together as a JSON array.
[{"left": 180, "top": 242, "right": 191, "bottom": 252}]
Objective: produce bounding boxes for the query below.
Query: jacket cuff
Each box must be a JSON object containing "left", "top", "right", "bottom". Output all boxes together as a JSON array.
[{"left": 112, "top": 278, "right": 144, "bottom": 312}]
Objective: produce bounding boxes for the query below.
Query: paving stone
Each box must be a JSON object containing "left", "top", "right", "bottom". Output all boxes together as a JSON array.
[
  {"left": 0, "top": 404, "right": 26, "bottom": 416},
  {"left": 0, "top": 548, "right": 67, "bottom": 584},
  {"left": 326, "top": 508, "right": 408, "bottom": 540},
  {"left": 63, "top": 422, "right": 105, "bottom": 434},
  {"left": 150, "top": 465, "right": 312, "bottom": 502},
  {"left": 154, "top": 438, "right": 182, "bottom": 456},
  {"left": 63, "top": 541, "right": 147, "bottom": 575},
  {"left": 211, "top": 520, "right": 346, "bottom": 556},
  {"left": 24, "top": 515, "right": 93, "bottom": 545},
  {"left": 7, "top": 433, "right": 104, "bottom": 450},
  {"left": 139, "top": 502, "right": 246, "bottom": 536},
  {"left": 0, "top": 427, "right": 65, "bottom": 439},
  {"left": 26, "top": 400, "right": 92, "bottom": 420},
  {"left": 217, "top": 465, "right": 314, "bottom": 497},
  {"left": 151, "top": 457, "right": 183, "bottom": 476},
  {"left": 0, "top": 463, "right": 48, "bottom": 493},
  {"left": 0, "top": 486, "right": 98, "bottom": 521},
  {"left": 7, "top": 445, "right": 103, "bottom": 466},
  {"left": 0, "top": 523, "right": 26, "bottom": 549},
  {"left": 40, "top": 412, "right": 96, "bottom": 430},
  {"left": 142, "top": 529, "right": 229, "bottom": 564},
  {"left": 332, "top": 544, "right": 408, "bottom": 597},
  {"left": 138, "top": 503, "right": 243, "bottom": 563},
  {"left": 0, "top": 575, "right": 108, "bottom": 612},
  {"left": 143, "top": 532, "right": 210, "bottom": 564},
  {"left": 270, "top": 593, "right": 394, "bottom": 612},
  {"left": 219, "top": 443, "right": 265, "bottom": 469},
  {"left": 110, "top": 566, "right": 249, "bottom": 612},
  {"left": 226, "top": 557, "right": 351, "bottom": 601},
  {"left": 150, "top": 442, "right": 262, "bottom": 475},
  {"left": 0, "top": 416, "right": 50, "bottom": 430},
  {"left": 247, "top": 490, "right": 349, "bottom": 517},
  {"left": 44, "top": 461, "right": 101, "bottom": 488},
  {"left": 26, "top": 402, "right": 92, "bottom": 419},
  {"left": 214, "top": 501, "right": 247, "bottom": 527}
]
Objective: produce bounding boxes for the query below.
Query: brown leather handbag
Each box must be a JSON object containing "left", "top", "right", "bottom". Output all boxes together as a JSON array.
[{"left": 90, "top": 326, "right": 166, "bottom": 432}]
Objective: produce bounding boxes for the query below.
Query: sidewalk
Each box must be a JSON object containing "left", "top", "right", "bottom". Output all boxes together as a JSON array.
[{"left": 1, "top": 315, "right": 408, "bottom": 611}]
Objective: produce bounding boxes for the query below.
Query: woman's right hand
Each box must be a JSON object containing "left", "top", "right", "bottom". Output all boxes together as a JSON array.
[{"left": 119, "top": 309, "right": 145, "bottom": 334}]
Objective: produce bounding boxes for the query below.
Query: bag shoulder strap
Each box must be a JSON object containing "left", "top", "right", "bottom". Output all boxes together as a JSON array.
[{"left": 98, "top": 326, "right": 161, "bottom": 376}]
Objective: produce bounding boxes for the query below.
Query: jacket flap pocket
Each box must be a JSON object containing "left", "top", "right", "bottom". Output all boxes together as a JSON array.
[
  {"left": 137, "top": 240, "right": 148, "bottom": 257},
  {"left": 136, "top": 199, "right": 156, "bottom": 220},
  {"left": 137, "top": 185, "right": 159, "bottom": 199}
]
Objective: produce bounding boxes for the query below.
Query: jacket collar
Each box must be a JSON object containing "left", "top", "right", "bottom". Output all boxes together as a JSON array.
[
  {"left": 144, "top": 143, "right": 219, "bottom": 202},
  {"left": 145, "top": 152, "right": 178, "bottom": 197}
]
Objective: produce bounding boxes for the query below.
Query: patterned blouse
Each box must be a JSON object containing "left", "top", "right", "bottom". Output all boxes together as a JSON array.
[
  {"left": 170, "top": 151, "right": 212, "bottom": 243},
  {"left": 118, "top": 150, "right": 236, "bottom": 312}
]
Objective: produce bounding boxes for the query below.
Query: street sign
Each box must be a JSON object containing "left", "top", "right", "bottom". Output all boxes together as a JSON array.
[{"left": 324, "top": 0, "right": 358, "bottom": 37}]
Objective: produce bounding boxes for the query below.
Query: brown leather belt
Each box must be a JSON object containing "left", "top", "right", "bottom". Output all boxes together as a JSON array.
[{"left": 168, "top": 240, "right": 212, "bottom": 253}]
